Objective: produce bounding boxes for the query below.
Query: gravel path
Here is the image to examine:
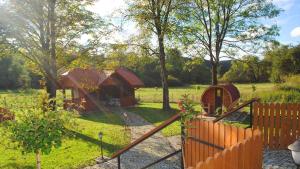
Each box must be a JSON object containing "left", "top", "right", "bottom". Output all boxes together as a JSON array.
[
  {"left": 263, "top": 150, "right": 297, "bottom": 169},
  {"left": 84, "top": 108, "right": 181, "bottom": 169}
]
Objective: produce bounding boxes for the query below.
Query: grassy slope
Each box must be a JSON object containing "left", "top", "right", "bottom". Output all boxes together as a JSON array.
[{"left": 0, "top": 90, "right": 130, "bottom": 169}]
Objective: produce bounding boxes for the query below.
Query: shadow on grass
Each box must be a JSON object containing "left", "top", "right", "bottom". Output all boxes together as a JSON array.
[
  {"left": 0, "top": 163, "right": 34, "bottom": 169},
  {"left": 68, "top": 129, "right": 124, "bottom": 153},
  {"left": 78, "top": 111, "right": 124, "bottom": 125},
  {"left": 127, "top": 106, "right": 178, "bottom": 124}
]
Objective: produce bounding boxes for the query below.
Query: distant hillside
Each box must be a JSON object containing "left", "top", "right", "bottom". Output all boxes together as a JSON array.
[{"left": 203, "top": 60, "right": 232, "bottom": 77}]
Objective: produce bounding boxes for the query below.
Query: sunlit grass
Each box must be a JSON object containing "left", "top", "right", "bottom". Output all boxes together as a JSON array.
[{"left": 0, "top": 90, "right": 130, "bottom": 169}]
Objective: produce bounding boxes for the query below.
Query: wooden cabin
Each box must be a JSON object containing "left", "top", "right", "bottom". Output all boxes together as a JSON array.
[
  {"left": 200, "top": 83, "right": 240, "bottom": 116},
  {"left": 58, "top": 67, "right": 144, "bottom": 112}
]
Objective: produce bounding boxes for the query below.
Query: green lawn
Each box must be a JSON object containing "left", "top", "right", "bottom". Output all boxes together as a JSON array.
[
  {"left": 131, "top": 83, "right": 300, "bottom": 137},
  {"left": 0, "top": 83, "right": 299, "bottom": 168},
  {"left": 127, "top": 102, "right": 202, "bottom": 137},
  {"left": 0, "top": 90, "right": 130, "bottom": 169},
  {"left": 136, "top": 83, "right": 300, "bottom": 103},
  {"left": 136, "top": 83, "right": 276, "bottom": 103}
]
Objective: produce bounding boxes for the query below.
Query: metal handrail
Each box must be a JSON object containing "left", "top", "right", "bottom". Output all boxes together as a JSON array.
[
  {"left": 187, "top": 136, "right": 224, "bottom": 150},
  {"left": 112, "top": 113, "right": 180, "bottom": 159},
  {"left": 140, "top": 149, "right": 182, "bottom": 169},
  {"left": 111, "top": 113, "right": 182, "bottom": 169},
  {"left": 213, "top": 98, "right": 259, "bottom": 123}
]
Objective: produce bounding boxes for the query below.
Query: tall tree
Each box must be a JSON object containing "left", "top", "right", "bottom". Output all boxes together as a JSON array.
[
  {"left": 0, "top": 0, "right": 106, "bottom": 107},
  {"left": 176, "top": 0, "right": 280, "bottom": 85},
  {"left": 127, "top": 0, "right": 180, "bottom": 110}
]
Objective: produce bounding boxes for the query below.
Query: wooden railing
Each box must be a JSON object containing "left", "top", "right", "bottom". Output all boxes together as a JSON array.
[
  {"left": 111, "top": 113, "right": 182, "bottom": 169},
  {"left": 184, "top": 119, "right": 263, "bottom": 168},
  {"left": 253, "top": 102, "right": 300, "bottom": 149}
]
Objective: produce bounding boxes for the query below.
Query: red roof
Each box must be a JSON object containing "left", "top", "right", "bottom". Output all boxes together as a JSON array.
[
  {"left": 59, "top": 68, "right": 107, "bottom": 89},
  {"left": 114, "top": 68, "right": 144, "bottom": 88},
  {"left": 59, "top": 67, "right": 144, "bottom": 89}
]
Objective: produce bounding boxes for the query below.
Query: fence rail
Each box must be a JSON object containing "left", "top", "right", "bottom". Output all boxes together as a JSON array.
[
  {"left": 253, "top": 102, "right": 300, "bottom": 149},
  {"left": 184, "top": 119, "right": 263, "bottom": 169}
]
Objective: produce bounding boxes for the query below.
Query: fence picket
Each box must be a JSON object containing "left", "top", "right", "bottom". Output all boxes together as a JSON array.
[
  {"left": 252, "top": 102, "right": 300, "bottom": 149},
  {"left": 253, "top": 102, "right": 259, "bottom": 129},
  {"left": 200, "top": 121, "right": 206, "bottom": 161},
  {"left": 263, "top": 103, "right": 269, "bottom": 147},
  {"left": 191, "top": 121, "right": 196, "bottom": 166},
  {"left": 213, "top": 123, "right": 219, "bottom": 155},
  {"left": 185, "top": 119, "right": 263, "bottom": 169},
  {"left": 292, "top": 103, "right": 298, "bottom": 142},
  {"left": 280, "top": 103, "right": 287, "bottom": 148},
  {"left": 225, "top": 125, "right": 231, "bottom": 148},
  {"left": 195, "top": 120, "right": 201, "bottom": 163},
  {"left": 269, "top": 103, "right": 275, "bottom": 148},
  {"left": 275, "top": 103, "right": 281, "bottom": 148},
  {"left": 208, "top": 122, "right": 214, "bottom": 156}
]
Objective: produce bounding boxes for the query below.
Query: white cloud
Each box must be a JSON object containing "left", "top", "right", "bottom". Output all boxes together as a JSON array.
[
  {"left": 291, "top": 27, "right": 300, "bottom": 37},
  {"left": 272, "top": 0, "right": 295, "bottom": 10}
]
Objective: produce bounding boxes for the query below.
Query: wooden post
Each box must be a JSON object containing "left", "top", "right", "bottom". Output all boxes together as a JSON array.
[
  {"left": 181, "top": 118, "right": 185, "bottom": 169},
  {"left": 36, "top": 150, "right": 41, "bottom": 169},
  {"left": 249, "top": 102, "right": 253, "bottom": 128},
  {"left": 62, "top": 89, "right": 66, "bottom": 101}
]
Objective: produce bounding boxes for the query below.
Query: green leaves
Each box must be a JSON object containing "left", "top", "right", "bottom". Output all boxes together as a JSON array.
[{"left": 3, "top": 90, "right": 76, "bottom": 157}]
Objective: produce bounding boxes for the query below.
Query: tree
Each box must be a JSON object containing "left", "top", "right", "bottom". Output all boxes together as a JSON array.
[
  {"left": 221, "top": 55, "right": 270, "bottom": 83},
  {"left": 0, "top": 55, "right": 31, "bottom": 89},
  {"left": 127, "top": 0, "right": 181, "bottom": 110},
  {"left": 176, "top": 0, "right": 280, "bottom": 85},
  {"left": 0, "top": 0, "right": 106, "bottom": 108},
  {"left": 265, "top": 44, "right": 300, "bottom": 82},
  {"left": 1, "top": 90, "right": 74, "bottom": 169}
]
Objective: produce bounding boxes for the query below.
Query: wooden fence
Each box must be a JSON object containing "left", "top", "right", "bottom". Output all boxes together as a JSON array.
[
  {"left": 253, "top": 102, "right": 300, "bottom": 149},
  {"left": 184, "top": 119, "right": 263, "bottom": 169}
]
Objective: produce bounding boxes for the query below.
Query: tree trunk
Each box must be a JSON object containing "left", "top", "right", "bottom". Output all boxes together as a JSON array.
[
  {"left": 36, "top": 150, "right": 41, "bottom": 169},
  {"left": 48, "top": 0, "right": 57, "bottom": 109},
  {"left": 158, "top": 36, "right": 170, "bottom": 111},
  {"left": 211, "top": 62, "right": 218, "bottom": 85}
]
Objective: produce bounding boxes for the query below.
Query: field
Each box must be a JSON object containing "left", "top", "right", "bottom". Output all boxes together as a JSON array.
[
  {"left": 0, "top": 90, "right": 130, "bottom": 169},
  {"left": 0, "top": 83, "right": 300, "bottom": 168},
  {"left": 136, "top": 83, "right": 300, "bottom": 103},
  {"left": 130, "top": 83, "right": 300, "bottom": 137}
]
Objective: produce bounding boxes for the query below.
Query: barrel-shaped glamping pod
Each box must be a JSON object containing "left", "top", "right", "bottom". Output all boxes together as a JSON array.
[{"left": 201, "top": 83, "right": 240, "bottom": 116}]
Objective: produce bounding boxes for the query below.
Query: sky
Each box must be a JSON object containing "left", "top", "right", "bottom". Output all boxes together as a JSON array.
[{"left": 90, "top": 0, "right": 300, "bottom": 45}]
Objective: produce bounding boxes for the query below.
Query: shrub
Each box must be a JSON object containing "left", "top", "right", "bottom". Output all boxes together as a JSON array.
[
  {"left": 278, "top": 75, "right": 300, "bottom": 92},
  {"left": 1, "top": 90, "right": 75, "bottom": 169},
  {"left": 168, "top": 75, "right": 183, "bottom": 87},
  {"left": 255, "top": 90, "right": 300, "bottom": 103}
]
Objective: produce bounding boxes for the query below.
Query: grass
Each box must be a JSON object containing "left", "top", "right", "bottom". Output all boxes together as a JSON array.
[
  {"left": 136, "top": 83, "right": 277, "bottom": 103},
  {"left": 0, "top": 90, "right": 130, "bottom": 169},
  {"left": 136, "top": 83, "right": 300, "bottom": 103},
  {"left": 132, "top": 83, "right": 300, "bottom": 137},
  {"left": 127, "top": 102, "right": 202, "bottom": 137},
  {"left": 0, "top": 83, "right": 299, "bottom": 167}
]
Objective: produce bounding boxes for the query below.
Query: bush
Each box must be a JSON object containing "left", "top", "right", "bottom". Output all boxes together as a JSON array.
[
  {"left": 278, "top": 75, "right": 300, "bottom": 92},
  {"left": 167, "top": 75, "right": 183, "bottom": 87},
  {"left": 1, "top": 90, "right": 75, "bottom": 169}
]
